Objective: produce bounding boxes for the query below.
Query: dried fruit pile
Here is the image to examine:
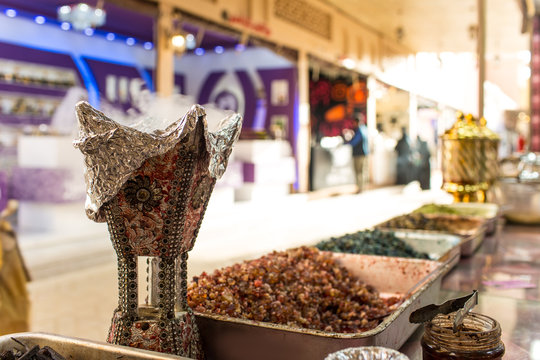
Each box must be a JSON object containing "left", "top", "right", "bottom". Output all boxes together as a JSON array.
[
  {"left": 316, "top": 229, "right": 429, "bottom": 259},
  {"left": 188, "top": 247, "right": 398, "bottom": 333}
]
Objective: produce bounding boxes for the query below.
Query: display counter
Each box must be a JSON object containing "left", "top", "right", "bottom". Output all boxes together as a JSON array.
[{"left": 401, "top": 224, "right": 539, "bottom": 359}]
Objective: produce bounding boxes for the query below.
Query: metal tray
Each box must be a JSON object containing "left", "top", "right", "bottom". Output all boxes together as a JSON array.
[
  {"left": 195, "top": 254, "right": 449, "bottom": 360},
  {"left": 414, "top": 203, "right": 500, "bottom": 235},
  {"left": 387, "top": 229, "right": 461, "bottom": 268},
  {"left": 377, "top": 227, "right": 485, "bottom": 257},
  {"left": 0, "top": 332, "right": 189, "bottom": 360},
  {"left": 321, "top": 229, "right": 461, "bottom": 269},
  {"left": 376, "top": 214, "right": 486, "bottom": 257}
]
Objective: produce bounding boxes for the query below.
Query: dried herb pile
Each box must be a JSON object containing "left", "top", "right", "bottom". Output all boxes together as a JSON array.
[
  {"left": 377, "top": 213, "right": 480, "bottom": 234},
  {"left": 188, "top": 247, "right": 398, "bottom": 333},
  {"left": 315, "top": 229, "right": 429, "bottom": 259}
]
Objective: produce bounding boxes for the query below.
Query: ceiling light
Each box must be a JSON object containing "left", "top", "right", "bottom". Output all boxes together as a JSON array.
[
  {"left": 342, "top": 58, "right": 356, "bottom": 69},
  {"left": 34, "top": 16, "right": 46, "bottom": 24},
  {"left": 214, "top": 46, "right": 224, "bottom": 54},
  {"left": 143, "top": 42, "right": 153, "bottom": 50},
  {"left": 194, "top": 48, "right": 205, "bottom": 56},
  {"left": 235, "top": 43, "right": 246, "bottom": 52},
  {"left": 106, "top": 32, "right": 115, "bottom": 41},
  {"left": 57, "top": 3, "right": 106, "bottom": 31},
  {"left": 186, "top": 33, "right": 196, "bottom": 49},
  {"left": 126, "top": 37, "right": 135, "bottom": 46},
  {"left": 59, "top": 5, "right": 71, "bottom": 15},
  {"left": 171, "top": 34, "right": 186, "bottom": 49},
  {"left": 4, "top": 8, "right": 17, "bottom": 18},
  {"left": 61, "top": 22, "right": 71, "bottom": 30},
  {"left": 84, "top": 27, "right": 94, "bottom": 36}
]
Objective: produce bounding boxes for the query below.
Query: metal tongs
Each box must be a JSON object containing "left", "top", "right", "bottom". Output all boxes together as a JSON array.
[{"left": 409, "top": 290, "right": 478, "bottom": 333}]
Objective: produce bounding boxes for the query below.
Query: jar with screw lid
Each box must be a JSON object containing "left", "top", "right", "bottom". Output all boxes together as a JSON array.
[{"left": 421, "top": 312, "right": 504, "bottom": 360}]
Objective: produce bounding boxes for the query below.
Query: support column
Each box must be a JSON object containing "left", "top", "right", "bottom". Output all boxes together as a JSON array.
[
  {"left": 531, "top": 16, "right": 540, "bottom": 151},
  {"left": 296, "top": 49, "right": 311, "bottom": 192},
  {"left": 366, "top": 75, "right": 377, "bottom": 135},
  {"left": 477, "top": 0, "right": 486, "bottom": 119},
  {"left": 155, "top": 2, "right": 175, "bottom": 97}
]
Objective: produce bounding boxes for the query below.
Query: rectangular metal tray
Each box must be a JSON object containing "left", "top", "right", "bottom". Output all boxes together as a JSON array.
[
  {"left": 387, "top": 229, "right": 461, "bottom": 268},
  {"left": 376, "top": 214, "right": 486, "bottom": 257},
  {"left": 414, "top": 203, "right": 500, "bottom": 235},
  {"left": 0, "top": 333, "right": 189, "bottom": 360},
  {"left": 195, "top": 253, "right": 450, "bottom": 360},
  {"left": 321, "top": 229, "right": 461, "bottom": 269}
]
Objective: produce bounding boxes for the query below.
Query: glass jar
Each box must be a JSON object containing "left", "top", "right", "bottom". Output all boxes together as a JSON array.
[{"left": 421, "top": 312, "right": 504, "bottom": 360}]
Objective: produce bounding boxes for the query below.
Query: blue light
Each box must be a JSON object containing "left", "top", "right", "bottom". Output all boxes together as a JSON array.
[
  {"left": 106, "top": 32, "right": 115, "bottom": 41},
  {"left": 34, "top": 16, "right": 46, "bottom": 24},
  {"left": 84, "top": 28, "right": 94, "bottom": 36},
  {"left": 235, "top": 43, "right": 246, "bottom": 52},
  {"left": 194, "top": 48, "right": 205, "bottom": 56},
  {"left": 60, "top": 22, "right": 70, "bottom": 31},
  {"left": 143, "top": 42, "right": 153, "bottom": 50},
  {"left": 126, "top": 37, "right": 135, "bottom": 46},
  {"left": 214, "top": 46, "right": 224, "bottom": 54},
  {"left": 5, "top": 9, "right": 17, "bottom": 18}
]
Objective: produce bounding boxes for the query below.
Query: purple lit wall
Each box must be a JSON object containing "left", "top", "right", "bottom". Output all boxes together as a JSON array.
[
  {"left": 196, "top": 67, "right": 297, "bottom": 153},
  {"left": 258, "top": 68, "right": 298, "bottom": 154},
  {"left": 144, "top": 68, "right": 186, "bottom": 94},
  {"left": 198, "top": 71, "right": 226, "bottom": 104},
  {"left": 83, "top": 57, "right": 146, "bottom": 110}
]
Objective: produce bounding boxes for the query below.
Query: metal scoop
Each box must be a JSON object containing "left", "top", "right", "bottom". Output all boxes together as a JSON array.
[{"left": 409, "top": 290, "right": 478, "bottom": 332}]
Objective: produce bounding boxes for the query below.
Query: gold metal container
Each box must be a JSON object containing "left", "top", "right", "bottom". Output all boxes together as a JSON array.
[{"left": 441, "top": 114, "right": 499, "bottom": 202}]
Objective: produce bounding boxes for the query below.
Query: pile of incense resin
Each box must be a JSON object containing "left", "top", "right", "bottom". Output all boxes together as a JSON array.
[{"left": 188, "top": 246, "right": 399, "bottom": 333}]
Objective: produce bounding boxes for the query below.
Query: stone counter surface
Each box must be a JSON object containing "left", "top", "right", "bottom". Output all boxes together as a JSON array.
[{"left": 401, "top": 224, "right": 540, "bottom": 359}]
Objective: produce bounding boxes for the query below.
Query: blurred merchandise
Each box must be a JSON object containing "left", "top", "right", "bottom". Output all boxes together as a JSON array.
[
  {"left": 499, "top": 152, "right": 540, "bottom": 224},
  {"left": 233, "top": 139, "right": 295, "bottom": 201},
  {"left": 441, "top": 113, "right": 499, "bottom": 202},
  {"left": 0, "top": 204, "right": 30, "bottom": 336},
  {"left": 371, "top": 125, "right": 397, "bottom": 186},
  {"left": 14, "top": 135, "right": 85, "bottom": 231}
]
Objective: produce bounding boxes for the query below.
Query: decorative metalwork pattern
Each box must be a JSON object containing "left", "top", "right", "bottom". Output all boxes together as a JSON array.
[
  {"left": 274, "top": 0, "right": 332, "bottom": 39},
  {"left": 74, "top": 102, "right": 242, "bottom": 358}
]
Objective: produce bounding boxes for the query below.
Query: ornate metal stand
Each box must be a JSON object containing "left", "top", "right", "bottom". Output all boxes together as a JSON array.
[
  {"left": 441, "top": 114, "right": 499, "bottom": 203},
  {"left": 74, "top": 102, "right": 242, "bottom": 358}
]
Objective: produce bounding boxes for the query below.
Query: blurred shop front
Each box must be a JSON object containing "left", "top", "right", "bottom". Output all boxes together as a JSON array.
[
  {"left": 309, "top": 59, "right": 368, "bottom": 191},
  {"left": 0, "top": 0, "right": 303, "bottom": 234}
]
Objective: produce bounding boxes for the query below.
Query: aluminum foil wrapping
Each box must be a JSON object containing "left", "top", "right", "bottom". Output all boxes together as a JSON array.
[
  {"left": 73, "top": 101, "right": 242, "bottom": 222},
  {"left": 324, "top": 347, "right": 409, "bottom": 360}
]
